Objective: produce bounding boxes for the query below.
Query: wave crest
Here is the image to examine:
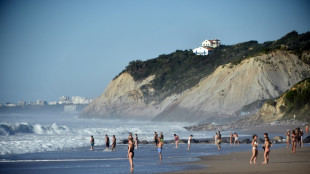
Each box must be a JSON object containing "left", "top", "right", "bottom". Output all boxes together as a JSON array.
[{"left": 0, "top": 123, "right": 71, "bottom": 136}]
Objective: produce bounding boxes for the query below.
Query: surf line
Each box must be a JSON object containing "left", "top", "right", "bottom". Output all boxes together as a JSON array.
[{"left": 0, "top": 158, "right": 126, "bottom": 163}]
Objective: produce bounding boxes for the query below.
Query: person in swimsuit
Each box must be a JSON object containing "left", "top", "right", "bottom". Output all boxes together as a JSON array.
[
  {"left": 217, "top": 131, "right": 222, "bottom": 150},
  {"left": 286, "top": 130, "right": 290, "bottom": 148},
  {"left": 250, "top": 134, "right": 258, "bottom": 164},
  {"left": 230, "top": 132, "right": 233, "bottom": 145},
  {"left": 90, "top": 135, "right": 95, "bottom": 150},
  {"left": 187, "top": 135, "right": 193, "bottom": 150},
  {"left": 291, "top": 130, "right": 297, "bottom": 153},
  {"left": 134, "top": 134, "right": 138, "bottom": 149},
  {"left": 234, "top": 132, "right": 239, "bottom": 145},
  {"left": 174, "top": 134, "right": 179, "bottom": 148},
  {"left": 105, "top": 135, "right": 110, "bottom": 150},
  {"left": 154, "top": 132, "right": 158, "bottom": 147},
  {"left": 295, "top": 128, "right": 300, "bottom": 149},
  {"left": 262, "top": 137, "right": 271, "bottom": 164},
  {"left": 157, "top": 137, "right": 164, "bottom": 161},
  {"left": 111, "top": 135, "right": 116, "bottom": 151},
  {"left": 127, "top": 138, "right": 134, "bottom": 172},
  {"left": 128, "top": 132, "right": 133, "bottom": 140},
  {"left": 214, "top": 132, "right": 218, "bottom": 145}
]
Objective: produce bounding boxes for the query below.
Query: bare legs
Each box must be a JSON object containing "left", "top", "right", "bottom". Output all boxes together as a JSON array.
[
  {"left": 250, "top": 148, "right": 257, "bottom": 164},
  {"left": 128, "top": 152, "right": 134, "bottom": 172}
]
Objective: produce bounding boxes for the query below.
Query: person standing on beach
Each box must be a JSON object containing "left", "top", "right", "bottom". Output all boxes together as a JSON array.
[
  {"left": 295, "top": 128, "right": 300, "bottom": 149},
  {"left": 216, "top": 131, "right": 222, "bottom": 150},
  {"left": 157, "top": 137, "right": 164, "bottom": 161},
  {"left": 250, "top": 134, "right": 258, "bottom": 164},
  {"left": 286, "top": 130, "right": 290, "bottom": 148},
  {"left": 291, "top": 130, "right": 297, "bottom": 153},
  {"left": 230, "top": 132, "right": 233, "bottom": 145},
  {"left": 154, "top": 132, "right": 158, "bottom": 147},
  {"left": 127, "top": 138, "right": 134, "bottom": 172},
  {"left": 300, "top": 130, "right": 304, "bottom": 148},
  {"left": 188, "top": 135, "right": 193, "bottom": 150},
  {"left": 105, "top": 135, "right": 110, "bottom": 150},
  {"left": 111, "top": 135, "right": 116, "bottom": 151},
  {"left": 174, "top": 134, "right": 179, "bottom": 148},
  {"left": 262, "top": 137, "right": 271, "bottom": 164},
  {"left": 234, "top": 132, "right": 239, "bottom": 145},
  {"left": 128, "top": 132, "right": 133, "bottom": 140},
  {"left": 90, "top": 135, "right": 95, "bottom": 150},
  {"left": 214, "top": 132, "right": 218, "bottom": 145},
  {"left": 134, "top": 134, "right": 138, "bottom": 149}
]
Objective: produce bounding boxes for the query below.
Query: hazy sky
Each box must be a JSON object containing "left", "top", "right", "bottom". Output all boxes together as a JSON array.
[{"left": 0, "top": 0, "right": 310, "bottom": 103}]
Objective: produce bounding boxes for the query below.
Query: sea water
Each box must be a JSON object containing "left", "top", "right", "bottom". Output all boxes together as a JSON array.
[{"left": 0, "top": 113, "right": 278, "bottom": 173}]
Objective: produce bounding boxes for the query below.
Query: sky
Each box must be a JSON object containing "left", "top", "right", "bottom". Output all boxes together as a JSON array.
[{"left": 0, "top": 0, "right": 310, "bottom": 103}]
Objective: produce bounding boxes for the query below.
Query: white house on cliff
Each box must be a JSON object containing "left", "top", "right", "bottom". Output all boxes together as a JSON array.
[{"left": 193, "top": 39, "right": 220, "bottom": 55}]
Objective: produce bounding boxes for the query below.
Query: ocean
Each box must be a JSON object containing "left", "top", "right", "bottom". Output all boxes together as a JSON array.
[{"left": 0, "top": 113, "right": 289, "bottom": 173}]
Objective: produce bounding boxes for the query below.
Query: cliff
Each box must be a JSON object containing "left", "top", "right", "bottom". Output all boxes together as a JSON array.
[{"left": 81, "top": 31, "right": 310, "bottom": 122}]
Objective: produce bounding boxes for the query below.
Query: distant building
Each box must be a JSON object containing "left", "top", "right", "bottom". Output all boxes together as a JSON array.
[
  {"left": 59, "top": 96, "right": 71, "bottom": 104},
  {"left": 202, "top": 39, "right": 221, "bottom": 48},
  {"left": 48, "top": 101, "right": 58, "bottom": 105},
  {"left": 6, "top": 103, "right": 16, "bottom": 107},
  {"left": 193, "top": 38, "right": 220, "bottom": 55},
  {"left": 18, "top": 100, "right": 26, "bottom": 107},
  {"left": 72, "top": 96, "right": 91, "bottom": 104},
  {"left": 36, "top": 100, "right": 46, "bottom": 106},
  {"left": 29, "top": 101, "right": 36, "bottom": 106},
  {"left": 192, "top": 47, "right": 214, "bottom": 56}
]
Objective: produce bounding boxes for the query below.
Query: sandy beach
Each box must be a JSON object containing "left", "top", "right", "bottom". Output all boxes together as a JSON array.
[{"left": 169, "top": 146, "right": 310, "bottom": 174}]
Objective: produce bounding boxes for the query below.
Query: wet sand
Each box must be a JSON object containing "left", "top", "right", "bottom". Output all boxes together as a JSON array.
[{"left": 168, "top": 146, "right": 310, "bottom": 174}]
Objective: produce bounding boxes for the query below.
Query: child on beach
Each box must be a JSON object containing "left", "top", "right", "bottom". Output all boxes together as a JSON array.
[
  {"left": 157, "top": 137, "right": 164, "bottom": 161},
  {"left": 127, "top": 138, "right": 134, "bottom": 172},
  {"left": 90, "top": 135, "right": 94, "bottom": 150},
  {"left": 174, "top": 134, "right": 179, "bottom": 148},
  {"left": 111, "top": 135, "right": 116, "bottom": 151},
  {"left": 188, "top": 135, "right": 193, "bottom": 150},
  {"left": 250, "top": 134, "right": 258, "bottom": 164}
]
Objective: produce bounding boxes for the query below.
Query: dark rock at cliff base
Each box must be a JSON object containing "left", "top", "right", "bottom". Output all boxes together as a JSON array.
[{"left": 303, "top": 136, "right": 310, "bottom": 143}]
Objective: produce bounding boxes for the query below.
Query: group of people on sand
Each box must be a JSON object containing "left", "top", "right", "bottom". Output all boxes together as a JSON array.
[
  {"left": 286, "top": 127, "right": 304, "bottom": 153},
  {"left": 89, "top": 135, "right": 117, "bottom": 151},
  {"left": 229, "top": 132, "right": 239, "bottom": 145},
  {"left": 249, "top": 133, "right": 272, "bottom": 165}
]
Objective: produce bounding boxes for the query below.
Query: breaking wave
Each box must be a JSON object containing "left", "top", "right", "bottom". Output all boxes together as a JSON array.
[{"left": 0, "top": 123, "right": 71, "bottom": 136}]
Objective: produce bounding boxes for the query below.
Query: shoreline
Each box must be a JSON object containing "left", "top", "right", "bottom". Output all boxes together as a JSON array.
[{"left": 167, "top": 146, "right": 310, "bottom": 174}]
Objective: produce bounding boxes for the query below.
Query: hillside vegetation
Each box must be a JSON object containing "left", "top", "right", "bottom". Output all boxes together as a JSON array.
[{"left": 116, "top": 31, "right": 310, "bottom": 103}]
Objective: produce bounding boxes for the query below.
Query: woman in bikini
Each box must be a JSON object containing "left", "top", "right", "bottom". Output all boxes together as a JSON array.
[
  {"left": 286, "top": 129, "right": 290, "bottom": 148},
  {"left": 111, "top": 135, "right": 116, "bottom": 151},
  {"left": 262, "top": 137, "right": 271, "bottom": 164},
  {"left": 174, "top": 134, "right": 179, "bottom": 148},
  {"left": 250, "top": 134, "right": 258, "bottom": 164},
  {"left": 127, "top": 138, "right": 134, "bottom": 172}
]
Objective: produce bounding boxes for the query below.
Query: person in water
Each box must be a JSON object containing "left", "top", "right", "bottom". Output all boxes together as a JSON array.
[
  {"left": 188, "top": 135, "right": 193, "bottom": 150},
  {"left": 262, "top": 137, "right": 271, "bottom": 164},
  {"left": 111, "top": 135, "right": 116, "bottom": 151},
  {"left": 105, "top": 135, "right": 110, "bottom": 150},
  {"left": 157, "top": 137, "right": 164, "bottom": 161},
  {"left": 250, "top": 134, "right": 258, "bottom": 164},
  {"left": 174, "top": 134, "right": 179, "bottom": 148},
  {"left": 90, "top": 135, "right": 95, "bottom": 150},
  {"left": 127, "top": 138, "right": 134, "bottom": 172},
  {"left": 216, "top": 131, "right": 222, "bottom": 150},
  {"left": 154, "top": 132, "right": 158, "bottom": 147},
  {"left": 134, "top": 134, "right": 138, "bottom": 149}
]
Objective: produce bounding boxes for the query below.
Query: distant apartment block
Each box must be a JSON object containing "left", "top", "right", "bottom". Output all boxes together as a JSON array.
[
  {"left": 36, "top": 100, "right": 47, "bottom": 106},
  {"left": 18, "top": 100, "right": 26, "bottom": 107},
  {"left": 72, "top": 96, "right": 92, "bottom": 104},
  {"left": 59, "top": 96, "right": 71, "bottom": 104}
]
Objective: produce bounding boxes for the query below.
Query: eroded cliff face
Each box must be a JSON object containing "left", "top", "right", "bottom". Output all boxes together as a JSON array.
[
  {"left": 82, "top": 50, "right": 310, "bottom": 122},
  {"left": 154, "top": 51, "right": 310, "bottom": 121}
]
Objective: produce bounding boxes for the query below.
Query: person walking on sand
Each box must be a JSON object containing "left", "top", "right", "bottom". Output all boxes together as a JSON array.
[
  {"left": 134, "top": 134, "right": 138, "bottom": 149},
  {"left": 250, "top": 134, "right": 258, "bottom": 164},
  {"left": 111, "top": 135, "right": 116, "bottom": 151},
  {"left": 188, "top": 135, "right": 193, "bottom": 150},
  {"left": 105, "top": 135, "right": 110, "bottom": 150},
  {"left": 154, "top": 132, "right": 158, "bottom": 147},
  {"left": 157, "top": 137, "right": 164, "bottom": 161},
  {"left": 174, "top": 134, "right": 179, "bottom": 148},
  {"left": 262, "top": 137, "right": 271, "bottom": 164},
  {"left": 286, "top": 129, "right": 290, "bottom": 148},
  {"left": 234, "top": 132, "right": 239, "bottom": 146},
  {"left": 90, "top": 135, "right": 95, "bottom": 150},
  {"left": 127, "top": 138, "right": 134, "bottom": 172},
  {"left": 230, "top": 132, "right": 233, "bottom": 145},
  {"left": 291, "top": 130, "right": 297, "bottom": 153},
  {"left": 216, "top": 131, "right": 222, "bottom": 150}
]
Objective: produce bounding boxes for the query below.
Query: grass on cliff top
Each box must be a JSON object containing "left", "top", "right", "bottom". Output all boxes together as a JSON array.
[{"left": 115, "top": 31, "right": 310, "bottom": 103}]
